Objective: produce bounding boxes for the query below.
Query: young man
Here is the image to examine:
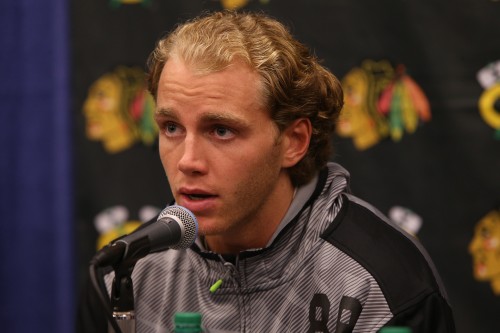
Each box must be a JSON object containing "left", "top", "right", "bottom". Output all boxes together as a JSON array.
[{"left": 79, "top": 11, "right": 455, "bottom": 332}]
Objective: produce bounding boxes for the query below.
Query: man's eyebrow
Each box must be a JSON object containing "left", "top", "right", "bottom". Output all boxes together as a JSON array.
[
  {"left": 200, "top": 112, "right": 249, "bottom": 127},
  {"left": 156, "top": 107, "right": 250, "bottom": 127},
  {"left": 155, "top": 107, "right": 178, "bottom": 119}
]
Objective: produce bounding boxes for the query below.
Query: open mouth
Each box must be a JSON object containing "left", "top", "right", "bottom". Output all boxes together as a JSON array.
[{"left": 187, "top": 194, "right": 213, "bottom": 201}]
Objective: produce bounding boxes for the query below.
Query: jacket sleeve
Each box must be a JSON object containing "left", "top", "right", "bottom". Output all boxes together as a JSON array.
[{"left": 381, "top": 291, "right": 456, "bottom": 333}]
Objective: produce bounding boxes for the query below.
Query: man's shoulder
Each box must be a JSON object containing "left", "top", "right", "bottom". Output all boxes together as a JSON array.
[{"left": 320, "top": 193, "right": 446, "bottom": 314}]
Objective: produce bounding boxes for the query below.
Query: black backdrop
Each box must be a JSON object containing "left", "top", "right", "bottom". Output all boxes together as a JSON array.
[{"left": 73, "top": 1, "right": 500, "bottom": 331}]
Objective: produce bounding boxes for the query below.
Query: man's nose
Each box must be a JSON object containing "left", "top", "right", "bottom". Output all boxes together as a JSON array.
[{"left": 177, "top": 134, "right": 208, "bottom": 175}]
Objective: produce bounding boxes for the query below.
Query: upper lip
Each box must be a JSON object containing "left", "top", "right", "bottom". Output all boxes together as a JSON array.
[{"left": 178, "top": 187, "right": 215, "bottom": 197}]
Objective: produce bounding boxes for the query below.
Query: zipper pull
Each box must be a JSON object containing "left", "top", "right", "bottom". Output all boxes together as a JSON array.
[
  {"left": 209, "top": 279, "right": 223, "bottom": 293},
  {"left": 209, "top": 261, "right": 234, "bottom": 293}
]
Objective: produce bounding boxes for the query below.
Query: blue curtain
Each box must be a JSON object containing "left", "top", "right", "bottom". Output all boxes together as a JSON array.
[{"left": 0, "top": 1, "right": 73, "bottom": 332}]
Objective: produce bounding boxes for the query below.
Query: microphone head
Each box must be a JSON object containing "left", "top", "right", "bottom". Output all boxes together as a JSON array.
[{"left": 157, "top": 205, "right": 198, "bottom": 250}]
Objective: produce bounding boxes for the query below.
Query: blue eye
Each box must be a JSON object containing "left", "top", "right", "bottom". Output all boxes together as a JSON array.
[
  {"left": 166, "top": 123, "right": 177, "bottom": 133},
  {"left": 162, "top": 122, "right": 183, "bottom": 138},
  {"left": 213, "top": 126, "right": 235, "bottom": 140},
  {"left": 215, "top": 127, "right": 228, "bottom": 136}
]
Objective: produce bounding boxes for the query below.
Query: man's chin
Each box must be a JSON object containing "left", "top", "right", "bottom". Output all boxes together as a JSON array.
[{"left": 196, "top": 224, "right": 222, "bottom": 237}]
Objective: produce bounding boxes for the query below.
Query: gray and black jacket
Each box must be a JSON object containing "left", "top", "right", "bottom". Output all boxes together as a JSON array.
[{"left": 78, "top": 163, "right": 455, "bottom": 333}]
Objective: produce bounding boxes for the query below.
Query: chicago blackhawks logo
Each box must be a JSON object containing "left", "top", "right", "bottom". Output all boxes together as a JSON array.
[
  {"left": 469, "top": 207, "right": 500, "bottom": 295},
  {"left": 83, "top": 66, "right": 157, "bottom": 153},
  {"left": 109, "top": 0, "right": 151, "bottom": 8},
  {"left": 477, "top": 60, "right": 500, "bottom": 139},
  {"left": 219, "top": 0, "right": 269, "bottom": 10},
  {"left": 388, "top": 205, "right": 422, "bottom": 237},
  {"left": 337, "top": 60, "right": 431, "bottom": 150},
  {"left": 94, "top": 205, "right": 160, "bottom": 250}
]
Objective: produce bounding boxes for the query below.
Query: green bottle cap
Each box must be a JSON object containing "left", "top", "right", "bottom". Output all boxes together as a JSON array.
[
  {"left": 379, "top": 327, "right": 412, "bottom": 333},
  {"left": 173, "top": 312, "right": 202, "bottom": 333}
]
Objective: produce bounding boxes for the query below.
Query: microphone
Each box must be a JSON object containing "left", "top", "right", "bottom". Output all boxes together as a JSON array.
[{"left": 90, "top": 205, "right": 198, "bottom": 267}]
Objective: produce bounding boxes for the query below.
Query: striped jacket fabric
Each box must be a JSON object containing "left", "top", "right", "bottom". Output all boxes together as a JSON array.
[{"left": 80, "top": 162, "right": 455, "bottom": 332}]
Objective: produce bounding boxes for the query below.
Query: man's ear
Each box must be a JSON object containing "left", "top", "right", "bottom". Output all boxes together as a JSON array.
[{"left": 281, "top": 118, "right": 312, "bottom": 168}]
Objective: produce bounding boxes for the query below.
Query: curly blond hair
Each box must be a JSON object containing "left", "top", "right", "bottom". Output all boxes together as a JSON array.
[{"left": 147, "top": 11, "right": 343, "bottom": 186}]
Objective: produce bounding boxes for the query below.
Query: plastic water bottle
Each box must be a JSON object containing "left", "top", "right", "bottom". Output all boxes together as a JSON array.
[{"left": 173, "top": 312, "right": 203, "bottom": 333}]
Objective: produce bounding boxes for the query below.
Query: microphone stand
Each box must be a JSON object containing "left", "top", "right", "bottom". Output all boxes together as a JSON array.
[
  {"left": 108, "top": 238, "right": 151, "bottom": 333},
  {"left": 110, "top": 262, "right": 136, "bottom": 333}
]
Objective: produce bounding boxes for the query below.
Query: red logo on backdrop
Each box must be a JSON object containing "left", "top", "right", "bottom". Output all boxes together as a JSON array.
[
  {"left": 469, "top": 206, "right": 500, "bottom": 295},
  {"left": 337, "top": 60, "right": 431, "bottom": 150},
  {"left": 83, "top": 66, "right": 158, "bottom": 154}
]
